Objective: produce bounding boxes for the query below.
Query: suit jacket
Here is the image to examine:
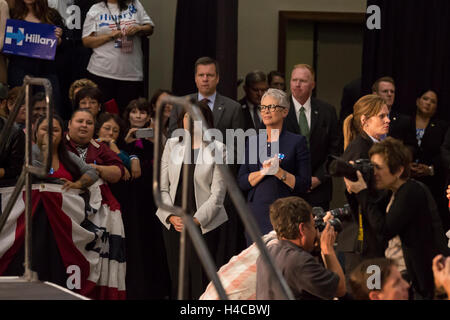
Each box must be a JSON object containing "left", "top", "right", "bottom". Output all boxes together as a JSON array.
[
  {"left": 237, "top": 129, "right": 311, "bottom": 234},
  {"left": 238, "top": 97, "right": 265, "bottom": 131},
  {"left": 168, "top": 92, "right": 245, "bottom": 139},
  {"left": 339, "top": 77, "right": 362, "bottom": 126},
  {"left": 284, "top": 96, "right": 340, "bottom": 206},
  {"left": 155, "top": 137, "right": 228, "bottom": 234},
  {"left": 388, "top": 111, "right": 417, "bottom": 156}
]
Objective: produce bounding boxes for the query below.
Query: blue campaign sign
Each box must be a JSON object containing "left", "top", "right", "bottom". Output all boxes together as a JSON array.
[{"left": 2, "top": 19, "right": 57, "bottom": 60}]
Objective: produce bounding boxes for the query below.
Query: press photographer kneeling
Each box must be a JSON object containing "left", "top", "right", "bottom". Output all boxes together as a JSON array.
[
  {"left": 344, "top": 137, "right": 449, "bottom": 299},
  {"left": 256, "top": 196, "right": 346, "bottom": 300}
]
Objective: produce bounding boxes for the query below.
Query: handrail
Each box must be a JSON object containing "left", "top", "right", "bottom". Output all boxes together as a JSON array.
[
  {"left": 152, "top": 95, "right": 294, "bottom": 300},
  {"left": 0, "top": 76, "right": 53, "bottom": 281}
]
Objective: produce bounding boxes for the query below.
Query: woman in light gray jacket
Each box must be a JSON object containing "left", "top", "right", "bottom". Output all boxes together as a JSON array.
[{"left": 156, "top": 100, "right": 227, "bottom": 299}]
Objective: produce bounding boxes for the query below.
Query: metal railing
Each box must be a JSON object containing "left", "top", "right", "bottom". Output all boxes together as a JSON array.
[
  {"left": 152, "top": 95, "right": 294, "bottom": 300},
  {"left": 0, "top": 76, "right": 53, "bottom": 281}
]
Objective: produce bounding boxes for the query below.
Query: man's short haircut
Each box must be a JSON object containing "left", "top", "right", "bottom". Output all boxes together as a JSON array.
[
  {"left": 292, "top": 64, "right": 315, "bottom": 79},
  {"left": 349, "top": 258, "right": 396, "bottom": 300},
  {"left": 244, "top": 70, "right": 267, "bottom": 87},
  {"left": 269, "top": 196, "right": 312, "bottom": 240},
  {"left": 372, "top": 76, "right": 395, "bottom": 93},
  {"left": 268, "top": 70, "right": 285, "bottom": 84},
  {"left": 195, "top": 57, "right": 220, "bottom": 75},
  {"left": 369, "top": 137, "right": 411, "bottom": 180},
  {"left": 261, "top": 88, "right": 289, "bottom": 110}
]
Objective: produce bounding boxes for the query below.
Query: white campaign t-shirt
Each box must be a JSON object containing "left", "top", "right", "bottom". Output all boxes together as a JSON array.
[{"left": 82, "top": 0, "right": 154, "bottom": 81}]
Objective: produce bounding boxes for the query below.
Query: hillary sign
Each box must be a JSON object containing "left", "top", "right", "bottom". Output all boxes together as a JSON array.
[{"left": 2, "top": 19, "right": 57, "bottom": 60}]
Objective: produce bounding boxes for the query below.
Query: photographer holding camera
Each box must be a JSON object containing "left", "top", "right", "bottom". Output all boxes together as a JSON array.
[
  {"left": 344, "top": 137, "right": 449, "bottom": 299},
  {"left": 256, "top": 196, "right": 346, "bottom": 300},
  {"left": 339, "top": 94, "right": 390, "bottom": 274}
]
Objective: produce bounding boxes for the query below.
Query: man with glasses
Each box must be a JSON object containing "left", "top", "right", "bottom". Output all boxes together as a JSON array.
[
  {"left": 239, "top": 70, "right": 268, "bottom": 131},
  {"left": 284, "top": 64, "right": 340, "bottom": 211},
  {"left": 238, "top": 88, "right": 311, "bottom": 245}
]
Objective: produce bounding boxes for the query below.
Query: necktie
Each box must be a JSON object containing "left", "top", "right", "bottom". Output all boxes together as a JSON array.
[
  {"left": 298, "top": 106, "right": 310, "bottom": 147},
  {"left": 200, "top": 98, "right": 212, "bottom": 111},
  {"left": 251, "top": 106, "right": 260, "bottom": 130}
]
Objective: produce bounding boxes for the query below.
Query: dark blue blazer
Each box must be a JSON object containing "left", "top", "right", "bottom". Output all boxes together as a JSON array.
[{"left": 238, "top": 129, "right": 311, "bottom": 234}]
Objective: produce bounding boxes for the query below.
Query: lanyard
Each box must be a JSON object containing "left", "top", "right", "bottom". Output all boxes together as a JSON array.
[{"left": 106, "top": 3, "right": 121, "bottom": 30}]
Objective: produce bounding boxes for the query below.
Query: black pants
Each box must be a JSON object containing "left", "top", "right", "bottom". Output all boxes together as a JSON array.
[
  {"left": 162, "top": 224, "right": 222, "bottom": 300},
  {"left": 87, "top": 72, "right": 144, "bottom": 116}
]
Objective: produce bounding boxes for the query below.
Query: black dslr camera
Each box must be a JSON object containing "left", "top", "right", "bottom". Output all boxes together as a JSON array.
[
  {"left": 327, "top": 155, "right": 374, "bottom": 185},
  {"left": 312, "top": 204, "right": 352, "bottom": 233}
]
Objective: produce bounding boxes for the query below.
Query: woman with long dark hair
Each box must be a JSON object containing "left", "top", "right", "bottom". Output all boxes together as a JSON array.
[
  {"left": 82, "top": 0, "right": 154, "bottom": 114},
  {"left": 8, "top": 0, "right": 64, "bottom": 116},
  {"left": 157, "top": 100, "right": 229, "bottom": 299},
  {"left": 33, "top": 114, "right": 98, "bottom": 189}
]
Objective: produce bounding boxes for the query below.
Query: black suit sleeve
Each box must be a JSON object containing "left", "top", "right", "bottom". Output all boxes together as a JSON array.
[
  {"left": 355, "top": 182, "right": 422, "bottom": 244},
  {"left": 3, "top": 129, "right": 25, "bottom": 180},
  {"left": 315, "top": 106, "right": 340, "bottom": 182},
  {"left": 231, "top": 103, "right": 246, "bottom": 131}
]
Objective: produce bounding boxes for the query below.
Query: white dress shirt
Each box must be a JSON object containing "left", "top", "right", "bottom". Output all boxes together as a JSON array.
[
  {"left": 246, "top": 100, "right": 262, "bottom": 124},
  {"left": 198, "top": 92, "right": 217, "bottom": 111}
]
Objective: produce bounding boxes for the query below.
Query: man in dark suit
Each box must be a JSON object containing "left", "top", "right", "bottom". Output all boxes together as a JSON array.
[
  {"left": 371, "top": 76, "right": 417, "bottom": 154},
  {"left": 168, "top": 57, "right": 245, "bottom": 140},
  {"left": 284, "top": 64, "right": 340, "bottom": 211},
  {"left": 239, "top": 70, "right": 268, "bottom": 131}
]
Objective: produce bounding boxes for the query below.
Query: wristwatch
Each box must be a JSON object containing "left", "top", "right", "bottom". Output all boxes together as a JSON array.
[
  {"left": 428, "top": 165, "right": 434, "bottom": 176},
  {"left": 280, "top": 171, "right": 287, "bottom": 182}
]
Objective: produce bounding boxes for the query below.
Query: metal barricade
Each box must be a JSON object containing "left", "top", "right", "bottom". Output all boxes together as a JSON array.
[
  {"left": 0, "top": 76, "right": 54, "bottom": 281},
  {"left": 152, "top": 96, "right": 294, "bottom": 300}
]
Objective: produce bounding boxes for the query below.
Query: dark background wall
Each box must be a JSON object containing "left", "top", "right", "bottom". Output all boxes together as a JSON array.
[{"left": 362, "top": 0, "right": 450, "bottom": 120}]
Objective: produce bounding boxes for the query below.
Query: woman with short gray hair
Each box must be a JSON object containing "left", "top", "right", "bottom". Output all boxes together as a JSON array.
[{"left": 238, "top": 88, "right": 312, "bottom": 245}]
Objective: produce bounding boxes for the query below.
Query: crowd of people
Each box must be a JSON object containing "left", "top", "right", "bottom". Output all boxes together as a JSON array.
[{"left": 0, "top": 0, "right": 450, "bottom": 301}]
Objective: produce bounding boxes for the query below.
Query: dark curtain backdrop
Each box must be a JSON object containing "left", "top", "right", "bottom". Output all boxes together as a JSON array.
[
  {"left": 172, "top": 0, "right": 238, "bottom": 99},
  {"left": 362, "top": 0, "right": 450, "bottom": 120}
]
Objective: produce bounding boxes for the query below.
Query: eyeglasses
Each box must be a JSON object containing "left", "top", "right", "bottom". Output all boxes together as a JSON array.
[{"left": 258, "top": 105, "right": 286, "bottom": 112}]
